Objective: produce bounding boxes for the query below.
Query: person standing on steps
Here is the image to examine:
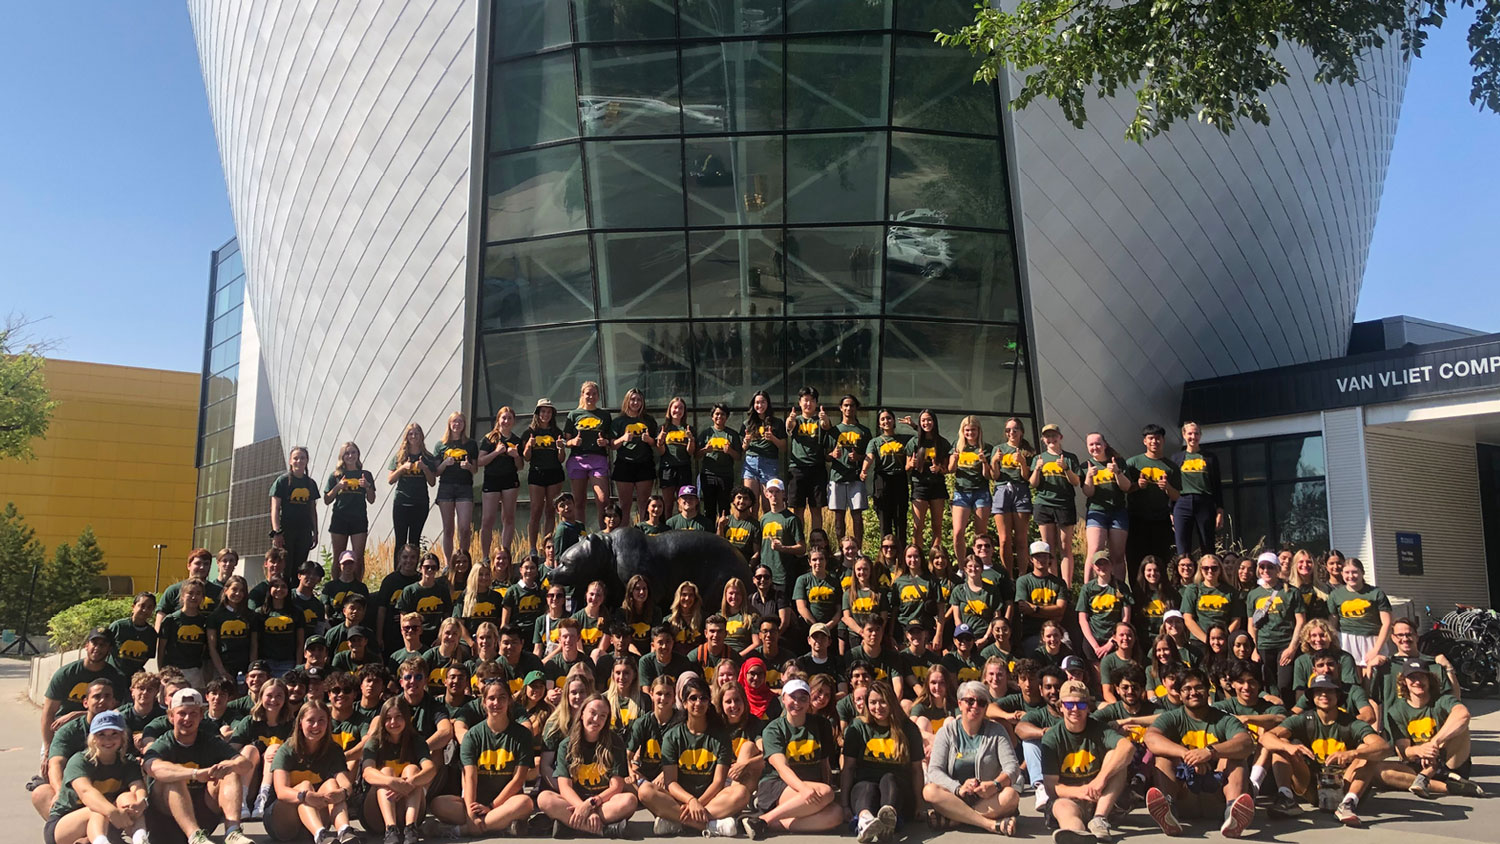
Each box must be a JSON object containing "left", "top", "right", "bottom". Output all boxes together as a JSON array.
[
  {"left": 1170, "top": 422, "right": 1223, "bottom": 560},
  {"left": 270, "top": 446, "right": 320, "bottom": 568}
]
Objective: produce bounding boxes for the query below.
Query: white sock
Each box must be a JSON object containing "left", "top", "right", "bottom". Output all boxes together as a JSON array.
[
  {"left": 313, "top": 828, "right": 327, "bottom": 841},
  {"left": 1343, "top": 792, "right": 1359, "bottom": 806},
  {"left": 1250, "top": 765, "right": 1267, "bottom": 788},
  {"left": 93, "top": 835, "right": 111, "bottom": 844},
  {"left": 337, "top": 826, "right": 352, "bottom": 835},
  {"left": 131, "top": 830, "right": 149, "bottom": 844}
]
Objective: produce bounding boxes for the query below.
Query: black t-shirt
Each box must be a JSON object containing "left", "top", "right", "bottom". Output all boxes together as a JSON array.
[
  {"left": 325, "top": 469, "right": 374, "bottom": 521},
  {"left": 433, "top": 438, "right": 480, "bottom": 487},
  {"left": 565, "top": 408, "right": 613, "bottom": 457},
  {"left": 479, "top": 432, "right": 524, "bottom": 489},
  {"left": 207, "top": 605, "right": 260, "bottom": 672},
  {"left": 270, "top": 473, "right": 320, "bottom": 536}
]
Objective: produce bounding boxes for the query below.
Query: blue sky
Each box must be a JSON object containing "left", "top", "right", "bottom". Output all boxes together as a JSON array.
[{"left": 0, "top": 5, "right": 1495, "bottom": 374}]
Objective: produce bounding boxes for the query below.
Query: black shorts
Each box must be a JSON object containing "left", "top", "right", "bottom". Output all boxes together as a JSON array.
[
  {"left": 787, "top": 464, "right": 829, "bottom": 508},
  {"left": 482, "top": 473, "right": 519, "bottom": 494},
  {"left": 911, "top": 477, "right": 948, "bottom": 502},
  {"left": 753, "top": 777, "right": 790, "bottom": 812},
  {"left": 435, "top": 483, "right": 472, "bottom": 503},
  {"left": 1033, "top": 503, "right": 1077, "bottom": 526},
  {"left": 328, "top": 514, "right": 368, "bottom": 536},
  {"left": 528, "top": 467, "right": 565, "bottom": 489},
  {"left": 659, "top": 463, "right": 693, "bottom": 487},
  {"left": 42, "top": 815, "right": 61, "bottom": 844},
  {"left": 612, "top": 460, "right": 656, "bottom": 484}
]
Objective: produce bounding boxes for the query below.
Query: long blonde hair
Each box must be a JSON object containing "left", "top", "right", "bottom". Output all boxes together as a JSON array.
[
  {"left": 1287, "top": 549, "right": 1316, "bottom": 589},
  {"left": 337, "top": 441, "right": 362, "bottom": 472},
  {"left": 395, "top": 423, "right": 429, "bottom": 464},
  {"left": 578, "top": 381, "right": 601, "bottom": 409},
  {"left": 441, "top": 411, "right": 467, "bottom": 445},
  {"left": 463, "top": 564, "right": 493, "bottom": 618},
  {"left": 859, "top": 680, "right": 913, "bottom": 763},
  {"left": 958, "top": 415, "right": 985, "bottom": 449},
  {"left": 619, "top": 388, "right": 645, "bottom": 417},
  {"left": 667, "top": 582, "right": 703, "bottom": 639},
  {"left": 720, "top": 577, "right": 747, "bottom": 617},
  {"left": 565, "top": 696, "right": 621, "bottom": 782},
  {"left": 544, "top": 665, "right": 597, "bottom": 740},
  {"left": 485, "top": 407, "right": 515, "bottom": 444}
]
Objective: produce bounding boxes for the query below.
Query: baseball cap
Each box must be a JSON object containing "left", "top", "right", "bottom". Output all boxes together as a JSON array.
[
  {"left": 1059, "top": 680, "right": 1092, "bottom": 702},
  {"left": 1061, "top": 655, "right": 1086, "bottom": 672},
  {"left": 808, "top": 622, "right": 833, "bottom": 638},
  {"left": 1307, "top": 674, "right": 1344, "bottom": 695},
  {"left": 953, "top": 623, "right": 974, "bottom": 639},
  {"left": 905, "top": 620, "right": 933, "bottom": 635},
  {"left": 89, "top": 710, "right": 127, "bottom": 735},
  {"left": 86, "top": 627, "right": 113, "bottom": 645},
  {"left": 523, "top": 670, "right": 547, "bottom": 686},
  {"left": 298, "top": 561, "right": 325, "bottom": 578},
  {"left": 1257, "top": 552, "right": 1280, "bottom": 568},
  {"left": 1029, "top": 541, "right": 1052, "bottom": 556},
  {"left": 171, "top": 688, "right": 206, "bottom": 709},
  {"left": 1398, "top": 658, "right": 1434, "bottom": 679},
  {"left": 305, "top": 666, "right": 326, "bottom": 682},
  {"left": 1040, "top": 423, "right": 1062, "bottom": 436},
  {"left": 346, "top": 625, "right": 371, "bottom": 639},
  {"left": 1162, "top": 609, "right": 1184, "bottom": 622},
  {"left": 338, "top": 550, "right": 357, "bottom": 564},
  {"left": 766, "top": 478, "right": 785, "bottom": 491},
  {"left": 782, "top": 679, "right": 811, "bottom": 697},
  {"left": 678, "top": 485, "right": 698, "bottom": 498},
  {"left": 248, "top": 659, "right": 272, "bottom": 674},
  {"left": 1088, "top": 549, "right": 1111, "bottom": 565},
  {"left": 304, "top": 635, "right": 328, "bottom": 649}
]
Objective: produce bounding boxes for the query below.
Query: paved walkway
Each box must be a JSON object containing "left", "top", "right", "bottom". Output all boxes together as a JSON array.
[{"left": 0, "top": 656, "right": 1492, "bottom": 841}]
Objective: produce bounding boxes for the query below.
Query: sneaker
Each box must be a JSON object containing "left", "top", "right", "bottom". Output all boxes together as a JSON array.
[
  {"left": 507, "top": 820, "right": 526, "bottom": 838},
  {"left": 1145, "top": 788, "right": 1183, "bottom": 837},
  {"left": 338, "top": 828, "right": 363, "bottom": 844},
  {"left": 225, "top": 828, "right": 254, "bottom": 844},
  {"left": 1269, "top": 792, "right": 1303, "bottom": 818},
  {"left": 603, "top": 820, "right": 630, "bottom": 839},
  {"left": 1446, "top": 772, "right": 1486, "bottom": 798},
  {"left": 654, "top": 817, "right": 685, "bottom": 836},
  {"left": 1087, "top": 816, "right": 1118, "bottom": 842},
  {"left": 872, "top": 805, "right": 898, "bottom": 843},
  {"left": 552, "top": 819, "right": 567, "bottom": 839},
  {"left": 383, "top": 829, "right": 401, "bottom": 844},
  {"left": 402, "top": 824, "right": 420, "bottom": 844},
  {"left": 703, "top": 818, "right": 739, "bottom": 837},
  {"left": 189, "top": 831, "right": 213, "bottom": 844},
  {"left": 316, "top": 831, "right": 338, "bottom": 844},
  {"left": 1408, "top": 774, "right": 1433, "bottom": 799},
  {"left": 250, "top": 790, "right": 270, "bottom": 820},
  {"left": 741, "top": 818, "right": 768, "bottom": 841},
  {"left": 855, "top": 815, "right": 877, "bottom": 844},
  {"left": 1220, "top": 793, "right": 1255, "bottom": 838},
  {"left": 1052, "top": 831, "right": 1097, "bottom": 844},
  {"left": 421, "top": 819, "right": 462, "bottom": 840},
  {"left": 1334, "top": 799, "right": 1361, "bottom": 827}
]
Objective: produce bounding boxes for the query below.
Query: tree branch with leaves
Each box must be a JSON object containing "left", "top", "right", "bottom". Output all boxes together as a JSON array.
[
  {"left": 937, "top": 0, "right": 1500, "bottom": 141},
  {"left": 0, "top": 314, "right": 58, "bottom": 461}
]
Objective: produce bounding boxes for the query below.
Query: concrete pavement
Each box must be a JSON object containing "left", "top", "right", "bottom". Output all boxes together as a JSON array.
[{"left": 0, "top": 656, "right": 1493, "bottom": 841}]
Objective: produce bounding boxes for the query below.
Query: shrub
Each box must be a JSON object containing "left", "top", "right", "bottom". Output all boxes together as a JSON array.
[{"left": 47, "top": 597, "right": 133, "bottom": 651}]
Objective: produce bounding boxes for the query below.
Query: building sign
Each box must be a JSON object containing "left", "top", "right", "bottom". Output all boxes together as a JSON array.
[
  {"left": 1395, "top": 532, "right": 1423, "bottom": 576},
  {"left": 1182, "top": 334, "right": 1500, "bottom": 424}
]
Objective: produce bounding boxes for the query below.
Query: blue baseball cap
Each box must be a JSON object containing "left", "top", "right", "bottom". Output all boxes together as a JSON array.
[{"left": 89, "top": 710, "right": 127, "bottom": 735}]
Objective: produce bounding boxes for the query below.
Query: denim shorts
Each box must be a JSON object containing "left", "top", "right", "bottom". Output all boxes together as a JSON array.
[
  {"left": 951, "top": 489, "right": 991, "bottom": 510},
  {"left": 742, "top": 453, "right": 780, "bottom": 484},
  {"left": 566, "top": 453, "right": 609, "bottom": 480},
  {"left": 994, "top": 481, "right": 1033, "bottom": 514},
  {"left": 1086, "top": 508, "right": 1130, "bottom": 531}
]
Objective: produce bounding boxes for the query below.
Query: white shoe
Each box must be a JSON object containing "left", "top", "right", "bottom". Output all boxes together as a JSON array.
[{"left": 702, "top": 818, "right": 739, "bottom": 837}]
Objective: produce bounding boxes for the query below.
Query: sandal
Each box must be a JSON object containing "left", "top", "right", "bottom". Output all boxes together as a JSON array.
[
  {"left": 926, "top": 809, "right": 943, "bottom": 830},
  {"left": 995, "top": 815, "right": 1017, "bottom": 836}
]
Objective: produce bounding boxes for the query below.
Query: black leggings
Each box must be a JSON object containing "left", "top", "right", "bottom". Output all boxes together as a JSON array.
[
  {"left": 1256, "top": 646, "right": 1295, "bottom": 702},
  {"left": 392, "top": 500, "right": 427, "bottom": 548},
  {"left": 872, "top": 474, "right": 909, "bottom": 546},
  {"left": 699, "top": 472, "right": 733, "bottom": 522},
  {"left": 850, "top": 773, "right": 913, "bottom": 821},
  {"left": 1172, "top": 494, "right": 1216, "bottom": 558}
]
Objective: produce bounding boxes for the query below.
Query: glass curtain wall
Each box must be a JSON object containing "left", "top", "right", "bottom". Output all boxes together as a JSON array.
[
  {"left": 475, "top": 0, "right": 1035, "bottom": 443},
  {"left": 193, "top": 238, "right": 244, "bottom": 551},
  {"left": 1204, "top": 434, "right": 1329, "bottom": 553}
]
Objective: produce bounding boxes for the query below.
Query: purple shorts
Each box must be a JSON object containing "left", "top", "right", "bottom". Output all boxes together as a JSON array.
[{"left": 566, "top": 453, "right": 609, "bottom": 480}]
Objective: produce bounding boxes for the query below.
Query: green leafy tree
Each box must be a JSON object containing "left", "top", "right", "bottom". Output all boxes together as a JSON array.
[
  {"left": 938, "top": 0, "right": 1500, "bottom": 141},
  {"left": 0, "top": 503, "right": 47, "bottom": 633},
  {"left": 0, "top": 315, "right": 58, "bottom": 461},
  {"left": 39, "top": 526, "right": 106, "bottom": 623}
]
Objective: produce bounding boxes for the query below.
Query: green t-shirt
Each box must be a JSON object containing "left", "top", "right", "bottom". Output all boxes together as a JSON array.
[
  {"left": 454, "top": 588, "right": 505, "bottom": 634},
  {"left": 793, "top": 572, "right": 841, "bottom": 624},
  {"left": 270, "top": 472, "right": 320, "bottom": 534},
  {"left": 952, "top": 442, "right": 990, "bottom": 492},
  {"left": 397, "top": 582, "right": 454, "bottom": 642},
  {"left": 1098, "top": 652, "right": 1141, "bottom": 688},
  {"left": 1092, "top": 699, "right": 1158, "bottom": 744},
  {"left": 1030, "top": 451, "right": 1080, "bottom": 508},
  {"left": 325, "top": 468, "right": 373, "bottom": 522},
  {"left": 207, "top": 605, "right": 259, "bottom": 673},
  {"left": 523, "top": 426, "right": 565, "bottom": 472},
  {"left": 1278, "top": 710, "right": 1375, "bottom": 762},
  {"left": 1371, "top": 654, "right": 1450, "bottom": 708},
  {"left": 841, "top": 718, "right": 923, "bottom": 781},
  {"left": 461, "top": 720, "right": 535, "bottom": 800},
  {"left": 361, "top": 734, "right": 431, "bottom": 775},
  {"left": 1174, "top": 451, "right": 1215, "bottom": 497},
  {"left": 667, "top": 512, "right": 713, "bottom": 532},
  {"left": 849, "top": 645, "right": 905, "bottom": 685},
  {"left": 1040, "top": 720, "right": 1124, "bottom": 785},
  {"left": 1015, "top": 572, "right": 1067, "bottom": 639},
  {"left": 659, "top": 421, "right": 694, "bottom": 469},
  {"left": 1245, "top": 586, "right": 1302, "bottom": 649},
  {"left": 1085, "top": 458, "right": 1128, "bottom": 512},
  {"left": 45, "top": 660, "right": 126, "bottom": 713},
  {"left": 553, "top": 735, "right": 626, "bottom": 795},
  {"left": 760, "top": 713, "right": 834, "bottom": 783},
  {"left": 51, "top": 750, "right": 141, "bottom": 817},
  {"left": 829, "top": 422, "right": 872, "bottom": 484},
  {"left": 661, "top": 723, "right": 731, "bottom": 795},
  {"left": 159, "top": 611, "right": 210, "bottom": 670},
  {"left": 330, "top": 713, "right": 371, "bottom": 751},
  {"left": 1076, "top": 580, "right": 1132, "bottom": 642},
  {"left": 1384, "top": 694, "right": 1459, "bottom": 747},
  {"left": 942, "top": 650, "right": 985, "bottom": 684},
  {"left": 565, "top": 408, "right": 613, "bottom": 457},
  {"left": 743, "top": 417, "right": 780, "bottom": 458},
  {"left": 158, "top": 579, "right": 224, "bottom": 617},
  {"left": 230, "top": 716, "right": 294, "bottom": 754},
  {"left": 1213, "top": 697, "right": 1288, "bottom": 739},
  {"left": 479, "top": 432, "right": 524, "bottom": 488},
  {"left": 842, "top": 586, "right": 889, "bottom": 630},
  {"left": 570, "top": 608, "right": 610, "bottom": 651},
  {"left": 1328, "top": 585, "right": 1391, "bottom": 636},
  {"left": 1150, "top": 705, "right": 1248, "bottom": 749},
  {"left": 107, "top": 619, "right": 157, "bottom": 678},
  {"left": 718, "top": 516, "right": 758, "bottom": 561},
  {"left": 786, "top": 415, "right": 827, "bottom": 469},
  {"left": 257, "top": 605, "right": 302, "bottom": 661},
  {"left": 908, "top": 701, "right": 957, "bottom": 733},
  {"left": 698, "top": 426, "right": 740, "bottom": 477},
  {"left": 891, "top": 575, "right": 936, "bottom": 625},
  {"left": 552, "top": 519, "right": 586, "bottom": 556},
  {"left": 144, "top": 730, "right": 237, "bottom": 788},
  {"left": 612, "top": 413, "right": 659, "bottom": 467},
  {"left": 1292, "top": 682, "right": 1372, "bottom": 716},
  {"left": 949, "top": 581, "right": 996, "bottom": 632},
  {"left": 637, "top": 521, "right": 670, "bottom": 536},
  {"left": 638, "top": 652, "right": 695, "bottom": 688},
  {"left": 904, "top": 435, "right": 951, "bottom": 486},
  {"left": 866, "top": 434, "right": 911, "bottom": 477},
  {"left": 1292, "top": 651, "right": 1359, "bottom": 692},
  {"left": 627, "top": 711, "right": 682, "bottom": 781},
  {"left": 992, "top": 442, "right": 1032, "bottom": 486},
  {"left": 270, "top": 740, "right": 347, "bottom": 788},
  {"left": 1125, "top": 455, "right": 1178, "bottom": 519},
  {"left": 502, "top": 582, "right": 546, "bottom": 631},
  {"left": 1136, "top": 587, "right": 1174, "bottom": 640},
  {"left": 389, "top": 453, "right": 436, "bottom": 506},
  {"left": 543, "top": 652, "right": 594, "bottom": 688},
  {"left": 1182, "top": 583, "right": 1242, "bottom": 630},
  {"left": 758, "top": 510, "right": 804, "bottom": 588},
  {"left": 321, "top": 579, "right": 369, "bottom": 624}
]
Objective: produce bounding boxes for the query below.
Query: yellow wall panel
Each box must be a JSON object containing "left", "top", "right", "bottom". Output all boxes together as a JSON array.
[{"left": 0, "top": 359, "right": 199, "bottom": 590}]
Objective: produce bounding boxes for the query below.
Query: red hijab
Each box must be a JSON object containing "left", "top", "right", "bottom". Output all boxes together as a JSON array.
[{"left": 738, "top": 656, "right": 775, "bottom": 719}]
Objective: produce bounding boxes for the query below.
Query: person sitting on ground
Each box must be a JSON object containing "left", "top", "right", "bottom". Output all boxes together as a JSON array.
[
  {"left": 922, "top": 681, "right": 1021, "bottom": 836},
  {"left": 628, "top": 676, "right": 683, "bottom": 792},
  {"left": 1374, "top": 658, "right": 1484, "bottom": 799},
  {"left": 743, "top": 679, "right": 843, "bottom": 840},
  {"left": 428, "top": 678, "right": 536, "bottom": 838},
  {"left": 267, "top": 700, "right": 360, "bottom": 844},
  {"left": 641, "top": 675, "right": 751, "bottom": 836},
  {"left": 1043, "top": 680, "right": 1135, "bottom": 844},
  {"left": 360, "top": 698, "right": 437, "bottom": 844},
  {"left": 32, "top": 678, "right": 119, "bottom": 821},
  {"left": 1015, "top": 666, "right": 1066, "bottom": 810},
  {"left": 538, "top": 694, "right": 638, "bottom": 837},
  {"left": 1258, "top": 675, "right": 1389, "bottom": 825},
  {"left": 142, "top": 688, "right": 256, "bottom": 844},
  {"left": 1142, "top": 667, "right": 1257, "bottom": 838},
  {"left": 43, "top": 710, "right": 147, "bottom": 844},
  {"left": 1212, "top": 659, "right": 1288, "bottom": 796},
  {"left": 229, "top": 677, "right": 294, "bottom": 820},
  {"left": 1293, "top": 648, "right": 1375, "bottom": 725},
  {"left": 840, "top": 680, "right": 926, "bottom": 844}
]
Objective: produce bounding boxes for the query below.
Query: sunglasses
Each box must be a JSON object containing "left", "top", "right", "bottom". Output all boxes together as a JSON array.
[
  {"left": 685, "top": 695, "right": 707, "bottom": 703},
  {"left": 401, "top": 673, "right": 423, "bottom": 681},
  {"left": 1060, "top": 700, "right": 1088, "bottom": 712},
  {"left": 1200, "top": 566, "right": 1220, "bottom": 572},
  {"left": 880, "top": 544, "right": 894, "bottom": 549},
  {"left": 958, "top": 698, "right": 984, "bottom": 707},
  {"left": 752, "top": 574, "right": 768, "bottom": 579},
  {"left": 548, "top": 594, "right": 565, "bottom": 599}
]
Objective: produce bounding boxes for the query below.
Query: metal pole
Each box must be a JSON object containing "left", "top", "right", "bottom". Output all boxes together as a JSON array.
[{"left": 152, "top": 544, "right": 167, "bottom": 593}]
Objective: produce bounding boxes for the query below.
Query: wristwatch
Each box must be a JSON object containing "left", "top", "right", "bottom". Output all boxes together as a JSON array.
[{"left": 269, "top": 529, "right": 282, "bottom": 538}]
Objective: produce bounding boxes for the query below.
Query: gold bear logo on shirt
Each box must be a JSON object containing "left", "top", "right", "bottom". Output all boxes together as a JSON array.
[
  {"left": 1030, "top": 588, "right": 1057, "bottom": 605},
  {"left": 964, "top": 599, "right": 989, "bottom": 616},
  {"left": 797, "top": 422, "right": 819, "bottom": 437},
  {"left": 1196, "top": 594, "right": 1229, "bottom": 612},
  {"left": 645, "top": 738, "right": 662, "bottom": 760},
  {"left": 118, "top": 640, "right": 150, "bottom": 660},
  {"left": 763, "top": 521, "right": 783, "bottom": 539},
  {"left": 1254, "top": 595, "right": 1284, "bottom": 613},
  {"left": 666, "top": 429, "right": 690, "bottom": 445},
  {"left": 416, "top": 596, "right": 444, "bottom": 614},
  {"left": 478, "top": 747, "right": 516, "bottom": 772},
  {"left": 726, "top": 526, "right": 750, "bottom": 544},
  {"left": 1406, "top": 716, "right": 1437, "bottom": 743},
  {"left": 574, "top": 761, "right": 606, "bottom": 787},
  {"left": 1041, "top": 461, "right": 1066, "bottom": 477},
  {"left": 519, "top": 595, "right": 541, "bottom": 613},
  {"left": 534, "top": 435, "right": 555, "bottom": 448},
  {"left": 263, "top": 615, "right": 293, "bottom": 633},
  {"left": 706, "top": 435, "right": 730, "bottom": 451},
  {"left": 1094, "top": 468, "right": 1115, "bottom": 484},
  {"left": 1090, "top": 593, "right": 1118, "bottom": 613},
  {"left": 288, "top": 769, "right": 323, "bottom": 786},
  {"left": 678, "top": 747, "right": 718, "bottom": 773},
  {"left": 1180, "top": 730, "right": 1219, "bottom": 749},
  {"left": 900, "top": 584, "right": 926, "bottom": 603},
  {"left": 220, "top": 619, "right": 248, "bottom": 638},
  {"left": 177, "top": 624, "right": 205, "bottom": 643},
  {"left": 1340, "top": 598, "right": 1372, "bottom": 619},
  {"left": 839, "top": 431, "right": 862, "bottom": 447},
  {"left": 786, "top": 738, "right": 819, "bottom": 762},
  {"left": 863, "top": 736, "right": 900, "bottom": 762},
  {"left": 879, "top": 440, "right": 905, "bottom": 457},
  {"left": 290, "top": 487, "right": 312, "bottom": 503},
  {"left": 1138, "top": 466, "right": 1166, "bottom": 482},
  {"left": 625, "top": 422, "right": 648, "bottom": 436},
  {"left": 958, "top": 451, "right": 982, "bottom": 468},
  {"left": 807, "top": 585, "right": 835, "bottom": 603},
  {"left": 575, "top": 417, "right": 602, "bottom": 431},
  {"left": 1000, "top": 451, "right": 1021, "bottom": 469},
  {"left": 1311, "top": 737, "right": 1347, "bottom": 762},
  {"left": 1061, "top": 748, "right": 1097, "bottom": 776},
  {"left": 1180, "top": 457, "right": 1206, "bottom": 474}
]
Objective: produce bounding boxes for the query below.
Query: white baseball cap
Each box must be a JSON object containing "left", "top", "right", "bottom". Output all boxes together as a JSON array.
[
  {"left": 1029, "top": 540, "right": 1052, "bottom": 556},
  {"left": 171, "top": 688, "right": 206, "bottom": 709},
  {"left": 782, "top": 679, "right": 811, "bottom": 697}
]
